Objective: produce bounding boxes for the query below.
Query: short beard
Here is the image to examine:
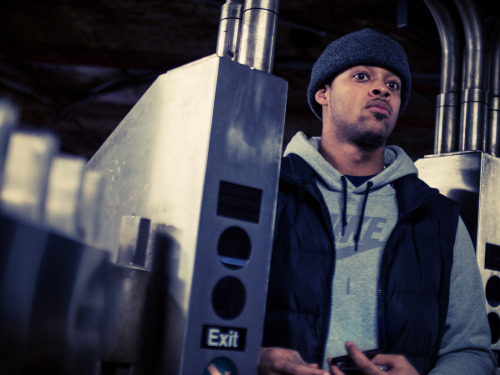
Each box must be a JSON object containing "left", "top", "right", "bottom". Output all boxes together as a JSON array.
[
  {"left": 350, "top": 130, "right": 386, "bottom": 152},
  {"left": 336, "top": 114, "right": 389, "bottom": 152}
]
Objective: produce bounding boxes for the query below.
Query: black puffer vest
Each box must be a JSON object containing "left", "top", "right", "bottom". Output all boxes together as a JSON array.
[{"left": 262, "top": 155, "right": 459, "bottom": 374}]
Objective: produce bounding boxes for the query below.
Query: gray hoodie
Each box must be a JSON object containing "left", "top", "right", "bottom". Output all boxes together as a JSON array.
[{"left": 284, "top": 132, "right": 495, "bottom": 374}]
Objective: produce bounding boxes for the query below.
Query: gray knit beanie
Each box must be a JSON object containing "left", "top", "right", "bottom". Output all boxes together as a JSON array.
[{"left": 307, "top": 28, "right": 411, "bottom": 120}]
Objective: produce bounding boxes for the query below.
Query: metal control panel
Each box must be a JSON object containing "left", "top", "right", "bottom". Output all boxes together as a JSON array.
[
  {"left": 416, "top": 152, "right": 500, "bottom": 352},
  {"left": 86, "top": 55, "right": 287, "bottom": 374}
]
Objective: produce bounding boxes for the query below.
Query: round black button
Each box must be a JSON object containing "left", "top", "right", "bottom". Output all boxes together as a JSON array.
[
  {"left": 212, "top": 276, "right": 246, "bottom": 320},
  {"left": 218, "top": 227, "right": 251, "bottom": 269},
  {"left": 486, "top": 275, "right": 500, "bottom": 307}
]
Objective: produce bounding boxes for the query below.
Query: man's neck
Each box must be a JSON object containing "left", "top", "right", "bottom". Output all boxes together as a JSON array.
[{"left": 319, "top": 137, "right": 385, "bottom": 176}]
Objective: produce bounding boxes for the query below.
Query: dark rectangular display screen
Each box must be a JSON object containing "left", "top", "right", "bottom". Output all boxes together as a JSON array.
[
  {"left": 217, "top": 181, "right": 262, "bottom": 223},
  {"left": 485, "top": 243, "right": 500, "bottom": 272}
]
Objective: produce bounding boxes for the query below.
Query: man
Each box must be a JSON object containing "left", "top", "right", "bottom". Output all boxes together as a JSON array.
[{"left": 258, "top": 29, "right": 496, "bottom": 375}]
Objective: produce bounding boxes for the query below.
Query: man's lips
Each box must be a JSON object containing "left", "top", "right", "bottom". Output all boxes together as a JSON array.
[{"left": 366, "top": 100, "right": 392, "bottom": 116}]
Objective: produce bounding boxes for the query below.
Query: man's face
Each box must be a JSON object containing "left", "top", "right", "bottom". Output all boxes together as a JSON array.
[{"left": 319, "top": 65, "right": 402, "bottom": 151}]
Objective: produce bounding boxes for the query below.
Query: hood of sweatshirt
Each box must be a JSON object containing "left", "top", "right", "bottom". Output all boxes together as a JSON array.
[{"left": 283, "top": 131, "right": 418, "bottom": 193}]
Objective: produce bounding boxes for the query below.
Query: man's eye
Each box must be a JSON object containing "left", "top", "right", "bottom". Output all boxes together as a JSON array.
[
  {"left": 354, "top": 73, "right": 368, "bottom": 80},
  {"left": 387, "top": 81, "right": 400, "bottom": 90}
]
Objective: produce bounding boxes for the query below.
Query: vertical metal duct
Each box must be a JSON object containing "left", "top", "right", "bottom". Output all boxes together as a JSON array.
[
  {"left": 488, "top": 21, "right": 500, "bottom": 155},
  {"left": 237, "top": 0, "right": 280, "bottom": 74},
  {"left": 422, "top": 0, "right": 462, "bottom": 154},
  {"left": 452, "top": 0, "right": 489, "bottom": 152},
  {"left": 216, "top": 0, "right": 244, "bottom": 61}
]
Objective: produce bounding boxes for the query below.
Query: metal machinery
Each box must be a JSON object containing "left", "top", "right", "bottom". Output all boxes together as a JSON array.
[
  {"left": 0, "top": 0, "right": 286, "bottom": 374},
  {"left": 415, "top": 0, "right": 500, "bottom": 365},
  {"left": 1, "top": 0, "right": 499, "bottom": 374},
  {"left": 0, "top": 104, "right": 111, "bottom": 375},
  {"left": 85, "top": 0, "right": 286, "bottom": 374}
]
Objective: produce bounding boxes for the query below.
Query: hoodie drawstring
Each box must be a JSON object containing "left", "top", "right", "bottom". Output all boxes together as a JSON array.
[
  {"left": 354, "top": 181, "right": 373, "bottom": 252},
  {"left": 340, "top": 176, "right": 348, "bottom": 236}
]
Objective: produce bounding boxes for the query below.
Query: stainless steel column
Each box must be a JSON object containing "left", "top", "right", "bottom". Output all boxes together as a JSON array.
[
  {"left": 216, "top": 0, "right": 244, "bottom": 61},
  {"left": 452, "top": 0, "right": 489, "bottom": 152},
  {"left": 423, "top": 0, "right": 462, "bottom": 154},
  {"left": 237, "top": 0, "right": 279, "bottom": 73},
  {"left": 488, "top": 21, "right": 500, "bottom": 156}
]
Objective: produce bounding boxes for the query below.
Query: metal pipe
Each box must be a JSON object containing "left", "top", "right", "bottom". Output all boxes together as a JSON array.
[
  {"left": 237, "top": 0, "right": 280, "bottom": 74},
  {"left": 452, "top": 0, "right": 489, "bottom": 152},
  {"left": 216, "top": 0, "right": 244, "bottom": 61},
  {"left": 488, "top": 21, "right": 500, "bottom": 156},
  {"left": 422, "top": 0, "right": 462, "bottom": 154}
]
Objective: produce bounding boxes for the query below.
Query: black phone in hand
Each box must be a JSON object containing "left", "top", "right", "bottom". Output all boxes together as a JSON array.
[{"left": 329, "top": 349, "right": 388, "bottom": 374}]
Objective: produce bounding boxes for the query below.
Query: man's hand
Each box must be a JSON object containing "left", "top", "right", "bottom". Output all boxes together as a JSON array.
[
  {"left": 328, "top": 342, "right": 420, "bottom": 375},
  {"left": 258, "top": 347, "right": 330, "bottom": 375}
]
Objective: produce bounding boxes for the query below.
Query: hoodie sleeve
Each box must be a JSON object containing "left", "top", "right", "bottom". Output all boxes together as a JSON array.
[{"left": 429, "top": 217, "right": 496, "bottom": 375}]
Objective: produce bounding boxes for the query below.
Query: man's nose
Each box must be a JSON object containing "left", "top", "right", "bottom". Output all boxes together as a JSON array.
[{"left": 371, "top": 87, "right": 390, "bottom": 98}]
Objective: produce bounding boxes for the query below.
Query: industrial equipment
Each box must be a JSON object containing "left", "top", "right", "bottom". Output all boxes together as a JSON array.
[
  {"left": 0, "top": 101, "right": 112, "bottom": 375},
  {"left": 1, "top": 0, "right": 499, "bottom": 373},
  {"left": 86, "top": 1, "right": 286, "bottom": 374},
  {"left": 416, "top": 0, "right": 500, "bottom": 363}
]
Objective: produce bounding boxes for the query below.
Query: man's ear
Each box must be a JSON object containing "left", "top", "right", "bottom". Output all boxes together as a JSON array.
[{"left": 315, "top": 86, "right": 329, "bottom": 105}]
